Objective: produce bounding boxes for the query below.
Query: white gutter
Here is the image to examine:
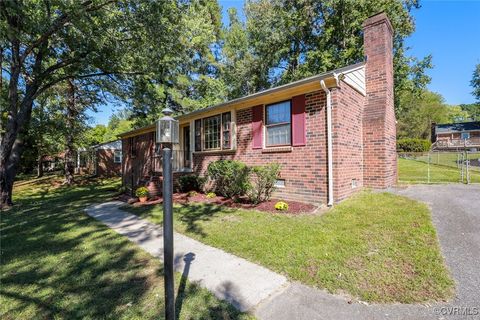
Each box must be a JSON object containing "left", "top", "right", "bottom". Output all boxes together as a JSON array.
[{"left": 321, "top": 79, "right": 334, "bottom": 206}]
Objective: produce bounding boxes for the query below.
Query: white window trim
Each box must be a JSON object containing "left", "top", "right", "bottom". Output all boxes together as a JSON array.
[
  {"left": 192, "top": 111, "right": 236, "bottom": 153},
  {"left": 263, "top": 100, "right": 292, "bottom": 149},
  {"left": 114, "top": 150, "right": 122, "bottom": 163}
]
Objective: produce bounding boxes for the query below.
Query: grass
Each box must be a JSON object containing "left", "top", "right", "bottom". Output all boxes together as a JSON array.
[
  {"left": 0, "top": 176, "right": 251, "bottom": 320},
  {"left": 124, "top": 191, "right": 454, "bottom": 303},
  {"left": 398, "top": 158, "right": 480, "bottom": 184}
]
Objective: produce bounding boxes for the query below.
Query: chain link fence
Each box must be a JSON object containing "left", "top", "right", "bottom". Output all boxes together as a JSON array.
[{"left": 398, "top": 151, "right": 480, "bottom": 184}]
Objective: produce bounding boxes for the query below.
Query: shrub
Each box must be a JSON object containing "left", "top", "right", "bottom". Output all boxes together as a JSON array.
[
  {"left": 275, "top": 201, "right": 289, "bottom": 211},
  {"left": 397, "top": 138, "right": 432, "bottom": 152},
  {"left": 179, "top": 174, "right": 205, "bottom": 192},
  {"left": 206, "top": 192, "right": 216, "bottom": 199},
  {"left": 207, "top": 160, "right": 250, "bottom": 198},
  {"left": 135, "top": 187, "right": 149, "bottom": 198},
  {"left": 187, "top": 190, "right": 197, "bottom": 197},
  {"left": 248, "top": 163, "right": 281, "bottom": 204}
]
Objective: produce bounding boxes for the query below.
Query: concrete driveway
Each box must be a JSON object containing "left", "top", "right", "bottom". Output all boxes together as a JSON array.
[{"left": 255, "top": 184, "right": 480, "bottom": 320}]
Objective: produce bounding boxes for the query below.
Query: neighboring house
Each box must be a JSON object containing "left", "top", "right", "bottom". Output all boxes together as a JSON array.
[
  {"left": 76, "top": 140, "right": 123, "bottom": 176},
  {"left": 118, "top": 13, "right": 397, "bottom": 204},
  {"left": 42, "top": 152, "right": 65, "bottom": 172},
  {"left": 431, "top": 121, "right": 480, "bottom": 151}
]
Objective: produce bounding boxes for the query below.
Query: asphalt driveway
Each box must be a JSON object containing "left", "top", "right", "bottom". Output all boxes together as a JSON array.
[
  {"left": 255, "top": 184, "right": 480, "bottom": 320},
  {"left": 394, "top": 184, "right": 480, "bottom": 306}
]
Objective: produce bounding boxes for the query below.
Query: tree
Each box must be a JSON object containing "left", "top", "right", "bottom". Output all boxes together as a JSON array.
[
  {"left": 459, "top": 103, "right": 480, "bottom": 121},
  {"left": 84, "top": 125, "right": 108, "bottom": 146},
  {"left": 83, "top": 109, "right": 133, "bottom": 145},
  {"left": 62, "top": 79, "right": 96, "bottom": 185},
  {"left": 0, "top": 0, "right": 183, "bottom": 206},
  {"left": 472, "top": 63, "right": 480, "bottom": 102},
  {"left": 121, "top": 0, "right": 227, "bottom": 128},
  {"left": 235, "top": 0, "right": 432, "bottom": 115},
  {"left": 31, "top": 91, "right": 65, "bottom": 178},
  {"left": 221, "top": 8, "right": 259, "bottom": 99},
  {"left": 397, "top": 90, "right": 449, "bottom": 139}
]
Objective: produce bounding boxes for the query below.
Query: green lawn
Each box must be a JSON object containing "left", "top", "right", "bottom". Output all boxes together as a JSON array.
[
  {"left": 398, "top": 158, "right": 480, "bottom": 183},
  {"left": 124, "top": 191, "right": 454, "bottom": 303},
  {"left": 0, "top": 176, "right": 251, "bottom": 320},
  {"left": 409, "top": 152, "right": 480, "bottom": 172}
]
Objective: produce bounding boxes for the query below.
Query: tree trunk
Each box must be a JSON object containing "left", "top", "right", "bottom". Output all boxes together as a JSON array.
[
  {"left": 64, "top": 79, "right": 76, "bottom": 185},
  {"left": 0, "top": 95, "right": 34, "bottom": 208},
  {"left": 37, "top": 155, "right": 44, "bottom": 178},
  {"left": 1, "top": 133, "right": 27, "bottom": 208}
]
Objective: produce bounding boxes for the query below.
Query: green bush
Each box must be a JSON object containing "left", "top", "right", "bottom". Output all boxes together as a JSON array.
[
  {"left": 135, "top": 187, "right": 149, "bottom": 198},
  {"left": 179, "top": 174, "right": 206, "bottom": 192},
  {"left": 397, "top": 138, "right": 432, "bottom": 152},
  {"left": 248, "top": 163, "right": 281, "bottom": 204},
  {"left": 207, "top": 160, "right": 250, "bottom": 198},
  {"left": 187, "top": 190, "right": 197, "bottom": 197}
]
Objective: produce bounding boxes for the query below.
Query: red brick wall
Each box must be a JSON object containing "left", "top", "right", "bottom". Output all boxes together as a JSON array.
[
  {"left": 331, "top": 81, "right": 365, "bottom": 201},
  {"left": 193, "top": 90, "right": 329, "bottom": 204},
  {"left": 96, "top": 149, "right": 121, "bottom": 176},
  {"left": 362, "top": 13, "right": 397, "bottom": 188},
  {"left": 122, "top": 132, "right": 156, "bottom": 192}
]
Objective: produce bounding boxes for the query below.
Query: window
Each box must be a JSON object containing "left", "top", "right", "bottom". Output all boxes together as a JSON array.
[
  {"left": 266, "top": 101, "right": 291, "bottom": 146},
  {"left": 274, "top": 179, "right": 286, "bottom": 188},
  {"left": 195, "top": 119, "right": 202, "bottom": 151},
  {"left": 114, "top": 150, "right": 122, "bottom": 163},
  {"left": 222, "top": 112, "right": 231, "bottom": 149},
  {"left": 203, "top": 115, "right": 221, "bottom": 150},
  {"left": 461, "top": 132, "right": 470, "bottom": 140},
  {"left": 194, "top": 112, "right": 232, "bottom": 152}
]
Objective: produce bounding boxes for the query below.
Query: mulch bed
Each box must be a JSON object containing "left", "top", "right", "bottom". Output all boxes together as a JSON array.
[{"left": 119, "top": 192, "right": 318, "bottom": 214}]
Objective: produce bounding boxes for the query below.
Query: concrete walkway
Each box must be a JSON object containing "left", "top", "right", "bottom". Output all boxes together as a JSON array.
[{"left": 85, "top": 201, "right": 288, "bottom": 312}]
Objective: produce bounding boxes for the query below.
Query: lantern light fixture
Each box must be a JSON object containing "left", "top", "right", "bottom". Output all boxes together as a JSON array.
[{"left": 156, "top": 107, "right": 179, "bottom": 144}]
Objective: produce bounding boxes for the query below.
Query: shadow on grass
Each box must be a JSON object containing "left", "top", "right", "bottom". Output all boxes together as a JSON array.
[
  {"left": 1, "top": 178, "right": 247, "bottom": 319},
  {"left": 176, "top": 204, "right": 230, "bottom": 238}
]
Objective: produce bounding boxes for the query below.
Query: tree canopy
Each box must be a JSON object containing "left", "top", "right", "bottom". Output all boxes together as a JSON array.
[{"left": 472, "top": 63, "right": 480, "bottom": 102}]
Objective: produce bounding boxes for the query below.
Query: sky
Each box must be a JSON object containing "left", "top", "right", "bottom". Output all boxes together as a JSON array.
[{"left": 89, "top": 0, "right": 480, "bottom": 125}]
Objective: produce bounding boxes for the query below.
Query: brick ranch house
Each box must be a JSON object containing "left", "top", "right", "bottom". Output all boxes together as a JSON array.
[
  {"left": 76, "top": 140, "right": 122, "bottom": 176},
  {"left": 118, "top": 13, "right": 397, "bottom": 205}
]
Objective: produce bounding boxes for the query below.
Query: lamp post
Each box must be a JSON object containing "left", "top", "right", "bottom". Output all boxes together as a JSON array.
[{"left": 156, "top": 107, "right": 179, "bottom": 320}]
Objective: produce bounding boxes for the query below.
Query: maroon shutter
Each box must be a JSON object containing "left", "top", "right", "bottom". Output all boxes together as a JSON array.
[
  {"left": 292, "top": 94, "right": 306, "bottom": 146},
  {"left": 252, "top": 105, "right": 263, "bottom": 149}
]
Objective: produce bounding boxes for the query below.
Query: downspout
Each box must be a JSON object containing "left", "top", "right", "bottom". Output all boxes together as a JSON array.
[{"left": 321, "top": 79, "right": 334, "bottom": 206}]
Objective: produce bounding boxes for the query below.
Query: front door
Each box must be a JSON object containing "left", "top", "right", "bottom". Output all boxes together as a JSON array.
[{"left": 183, "top": 126, "right": 190, "bottom": 168}]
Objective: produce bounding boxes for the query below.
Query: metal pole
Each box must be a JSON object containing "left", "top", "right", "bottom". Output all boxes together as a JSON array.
[
  {"left": 466, "top": 151, "right": 470, "bottom": 185},
  {"left": 427, "top": 152, "right": 430, "bottom": 183},
  {"left": 162, "top": 147, "right": 175, "bottom": 320}
]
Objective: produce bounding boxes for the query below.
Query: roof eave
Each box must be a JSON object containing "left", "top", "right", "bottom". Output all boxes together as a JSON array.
[{"left": 117, "top": 61, "right": 366, "bottom": 138}]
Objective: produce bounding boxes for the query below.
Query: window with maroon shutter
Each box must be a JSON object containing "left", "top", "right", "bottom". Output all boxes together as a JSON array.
[
  {"left": 265, "top": 101, "right": 291, "bottom": 147},
  {"left": 291, "top": 94, "right": 306, "bottom": 146}
]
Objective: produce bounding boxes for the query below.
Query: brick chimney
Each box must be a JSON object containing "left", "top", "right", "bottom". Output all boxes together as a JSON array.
[{"left": 362, "top": 12, "right": 397, "bottom": 188}]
